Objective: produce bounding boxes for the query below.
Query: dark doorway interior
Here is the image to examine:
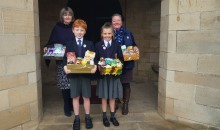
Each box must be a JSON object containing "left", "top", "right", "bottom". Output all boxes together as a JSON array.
[{"left": 67, "top": 0, "right": 122, "bottom": 43}]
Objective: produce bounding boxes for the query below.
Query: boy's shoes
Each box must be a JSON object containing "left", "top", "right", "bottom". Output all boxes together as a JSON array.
[
  {"left": 110, "top": 117, "right": 119, "bottom": 126},
  {"left": 85, "top": 117, "right": 93, "bottom": 129},
  {"left": 103, "top": 117, "right": 110, "bottom": 127},
  {"left": 73, "top": 119, "right": 80, "bottom": 130}
]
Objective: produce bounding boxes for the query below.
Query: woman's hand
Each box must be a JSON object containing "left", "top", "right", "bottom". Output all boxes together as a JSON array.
[
  {"left": 64, "top": 66, "right": 71, "bottom": 74},
  {"left": 133, "top": 46, "right": 139, "bottom": 52},
  {"left": 43, "top": 47, "right": 48, "bottom": 53},
  {"left": 91, "top": 65, "right": 97, "bottom": 74}
]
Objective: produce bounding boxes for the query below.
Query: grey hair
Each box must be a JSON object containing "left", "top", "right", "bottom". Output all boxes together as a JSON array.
[{"left": 59, "top": 7, "right": 74, "bottom": 23}]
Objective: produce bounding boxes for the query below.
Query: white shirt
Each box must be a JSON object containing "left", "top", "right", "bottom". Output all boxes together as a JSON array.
[
  {"left": 76, "top": 38, "right": 83, "bottom": 46},
  {"left": 104, "top": 40, "right": 112, "bottom": 47}
]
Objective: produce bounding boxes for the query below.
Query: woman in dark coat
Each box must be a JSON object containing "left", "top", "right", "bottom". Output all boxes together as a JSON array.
[
  {"left": 43, "top": 7, "right": 74, "bottom": 117},
  {"left": 111, "top": 13, "right": 139, "bottom": 115}
]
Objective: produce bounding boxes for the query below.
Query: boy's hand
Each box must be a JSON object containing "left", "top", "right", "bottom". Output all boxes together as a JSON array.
[
  {"left": 91, "top": 65, "right": 97, "bottom": 74},
  {"left": 64, "top": 66, "right": 71, "bottom": 74}
]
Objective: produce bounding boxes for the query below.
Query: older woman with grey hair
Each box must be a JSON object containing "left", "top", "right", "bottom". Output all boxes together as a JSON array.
[{"left": 44, "top": 7, "right": 75, "bottom": 117}]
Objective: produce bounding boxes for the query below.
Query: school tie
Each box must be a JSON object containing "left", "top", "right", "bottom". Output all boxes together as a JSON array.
[
  {"left": 78, "top": 39, "right": 82, "bottom": 46},
  {"left": 107, "top": 42, "right": 110, "bottom": 48}
]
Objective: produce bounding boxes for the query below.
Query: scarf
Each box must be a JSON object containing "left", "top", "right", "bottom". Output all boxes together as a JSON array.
[{"left": 114, "top": 26, "right": 125, "bottom": 45}]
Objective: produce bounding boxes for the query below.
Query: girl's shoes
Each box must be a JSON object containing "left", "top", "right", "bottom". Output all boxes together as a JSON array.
[
  {"left": 103, "top": 118, "right": 110, "bottom": 127},
  {"left": 110, "top": 117, "right": 119, "bottom": 126}
]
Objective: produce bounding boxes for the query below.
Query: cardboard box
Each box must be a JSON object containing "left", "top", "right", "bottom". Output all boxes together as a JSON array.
[
  {"left": 123, "top": 50, "right": 139, "bottom": 61},
  {"left": 67, "top": 64, "right": 95, "bottom": 73}
]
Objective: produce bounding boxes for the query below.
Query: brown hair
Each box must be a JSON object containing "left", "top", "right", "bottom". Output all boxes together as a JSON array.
[
  {"left": 59, "top": 7, "right": 74, "bottom": 23},
  {"left": 101, "top": 22, "right": 115, "bottom": 40},
  {"left": 73, "top": 19, "right": 87, "bottom": 31}
]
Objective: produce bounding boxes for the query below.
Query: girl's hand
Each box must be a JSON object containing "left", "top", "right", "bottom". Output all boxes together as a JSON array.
[
  {"left": 43, "top": 47, "right": 48, "bottom": 53},
  {"left": 91, "top": 65, "right": 97, "bottom": 74},
  {"left": 64, "top": 66, "right": 71, "bottom": 74}
]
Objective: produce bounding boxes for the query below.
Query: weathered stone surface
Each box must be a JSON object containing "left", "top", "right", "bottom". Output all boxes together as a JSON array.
[
  {"left": 0, "top": 57, "right": 5, "bottom": 76},
  {"left": 0, "top": 73, "right": 28, "bottom": 90},
  {"left": 169, "top": 13, "right": 200, "bottom": 30},
  {"left": 175, "top": 71, "right": 220, "bottom": 89},
  {"left": 201, "top": 11, "right": 220, "bottom": 30},
  {"left": 3, "top": 9, "right": 34, "bottom": 34},
  {"left": 9, "top": 125, "right": 22, "bottom": 130},
  {"left": 0, "top": 35, "right": 26, "bottom": 56},
  {"left": 0, "top": 105, "right": 30, "bottom": 130},
  {"left": 196, "top": 86, "right": 220, "bottom": 108},
  {"left": 9, "top": 83, "right": 37, "bottom": 107},
  {"left": 166, "top": 82, "right": 196, "bottom": 101},
  {"left": 167, "top": 53, "right": 198, "bottom": 72},
  {"left": 174, "top": 100, "right": 220, "bottom": 127},
  {"left": 179, "top": 0, "right": 201, "bottom": 13},
  {"left": 6, "top": 54, "right": 36, "bottom": 75},
  {"left": 28, "top": 72, "right": 37, "bottom": 84},
  {"left": 159, "top": 68, "right": 175, "bottom": 82},
  {"left": 198, "top": 55, "right": 220, "bottom": 75},
  {"left": 0, "top": 90, "right": 9, "bottom": 111},
  {"left": 177, "top": 31, "right": 220, "bottom": 54}
]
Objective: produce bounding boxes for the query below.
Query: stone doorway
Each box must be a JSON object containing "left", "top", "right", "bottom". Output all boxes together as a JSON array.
[{"left": 39, "top": 0, "right": 160, "bottom": 127}]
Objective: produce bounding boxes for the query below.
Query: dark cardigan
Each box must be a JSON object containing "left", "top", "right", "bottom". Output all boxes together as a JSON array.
[{"left": 45, "top": 22, "right": 74, "bottom": 47}]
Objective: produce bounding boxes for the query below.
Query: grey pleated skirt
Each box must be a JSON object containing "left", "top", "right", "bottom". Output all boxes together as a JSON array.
[
  {"left": 69, "top": 75, "right": 91, "bottom": 98},
  {"left": 96, "top": 76, "right": 122, "bottom": 99}
]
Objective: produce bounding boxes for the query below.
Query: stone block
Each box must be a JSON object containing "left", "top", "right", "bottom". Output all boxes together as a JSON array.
[
  {"left": 159, "top": 68, "right": 175, "bottom": 82},
  {"left": 26, "top": 36, "right": 36, "bottom": 54},
  {"left": 177, "top": 30, "right": 220, "bottom": 55},
  {"left": 0, "top": 0, "right": 30, "bottom": 10},
  {"left": 9, "top": 83, "right": 37, "bottom": 107},
  {"left": 161, "top": 0, "right": 169, "bottom": 16},
  {"left": 174, "top": 100, "right": 220, "bottom": 126},
  {"left": 200, "top": 0, "right": 220, "bottom": 12},
  {"left": 9, "top": 125, "right": 22, "bottom": 130},
  {"left": 0, "top": 35, "right": 26, "bottom": 56},
  {"left": 22, "top": 120, "right": 39, "bottom": 130},
  {"left": 169, "top": 0, "right": 178, "bottom": 14},
  {"left": 196, "top": 86, "right": 220, "bottom": 108},
  {"left": 160, "top": 31, "right": 168, "bottom": 52},
  {"left": 198, "top": 55, "right": 220, "bottom": 75},
  {"left": 175, "top": 71, "right": 220, "bottom": 89},
  {"left": 0, "top": 57, "right": 6, "bottom": 76},
  {"left": 0, "top": 105, "right": 30, "bottom": 130},
  {"left": 166, "top": 82, "right": 196, "bottom": 101},
  {"left": 3, "top": 9, "right": 34, "bottom": 34},
  {"left": 165, "top": 98, "right": 174, "bottom": 114},
  {"left": 169, "top": 13, "right": 200, "bottom": 30},
  {"left": 30, "top": 101, "right": 39, "bottom": 120},
  {"left": 167, "top": 53, "right": 198, "bottom": 72},
  {"left": 160, "top": 16, "right": 169, "bottom": 31},
  {"left": 159, "top": 52, "right": 166, "bottom": 68},
  {"left": 167, "top": 31, "right": 176, "bottom": 53},
  {"left": 178, "top": 0, "right": 201, "bottom": 13},
  {"left": 0, "top": 73, "right": 28, "bottom": 90},
  {"left": 201, "top": 11, "right": 220, "bottom": 30},
  {"left": 6, "top": 54, "right": 36, "bottom": 75},
  {"left": 0, "top": 10, "right": 2, "bottom": 34},
  {"left": 0, "top": 90, "right": 9, "bottom": 111},
  {"left": 150, "top": 53, "right": 159, "bottom": 63},
  {"left": 138, "top": 63, "right": 151, "bottom": 71},
  {"left": 28, "top": 72, "right": 37, "bottom": 84}
]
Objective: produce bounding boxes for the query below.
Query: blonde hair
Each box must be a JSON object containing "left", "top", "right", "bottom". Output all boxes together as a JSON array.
[{"left": 101, "top": 22, "right": 115, "bottom": 40}]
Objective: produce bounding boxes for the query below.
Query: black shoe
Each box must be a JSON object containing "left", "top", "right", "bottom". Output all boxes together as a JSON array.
[
  {"left": 73, "top": 119, "right": 80, "bottom": 130},
  {"left": 64, "top": 110, "right": 71, "bottom": 117},
  {"left": 110, "top": 117, "right": 119, "bottom": 126},
  {"left": 85, "top": 117, "right": 93, "bottom": 129},
  {"left": 103, "top": 118, "right": 110, "bottom": 127}
]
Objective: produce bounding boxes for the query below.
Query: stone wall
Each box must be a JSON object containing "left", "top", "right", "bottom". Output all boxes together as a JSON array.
[
  {"left": 159, "top": 0, "right": 220, "bottom": 128},
  {"left": 125, "top": 0, "right": 161, "bottom": 83},
  {"left": 0, "top": 0, "right": 42, "bottom": 130}
]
